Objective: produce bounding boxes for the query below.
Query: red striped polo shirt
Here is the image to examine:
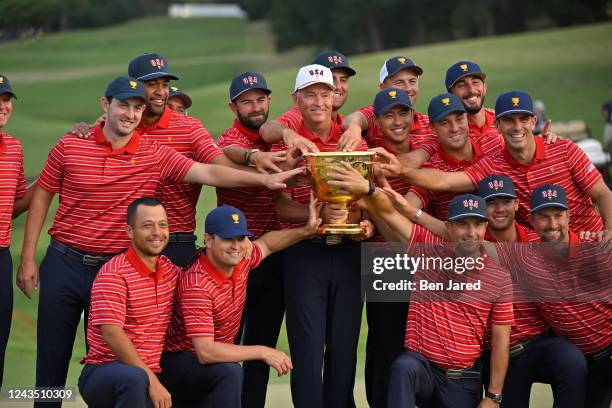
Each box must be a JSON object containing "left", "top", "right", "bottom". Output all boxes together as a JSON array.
[
  {"left": 517, "top": 231, "right": 612, "bottom": 355},
  {"left": 216, "top": 120, "right": 279, "bottom": 238},
  {"left": 276, "top": 106, "right": 344, "bottom": 129},
  {"left": 410, "top": 137, "right": 490, "bottom": 220},
  {"left": 272, "top": 121, "right": 368, "bottom": 229},
  {"left": 138, "top": 107, "right": 224, "bottom": 234},
  {"left": 359, "top": 105, "right": 436, "bottom": 155},
  {"left": 0, "top": 132, "right": 25, "bottom": 247},
  {"left": 468, "top": 109, "right": 502, "bottom": 150},
  {"left": 82, "top": 248, "right": 179, "bottom": 372},
  {"left": 37, "top": 123, "right": 194, "bottom": 253},
  {"left": 405, "top": 225, "right": 514, "bottom": 369},
  {"left": 464, "top": 137, "right": 603, "bottom": 233},
  {"left": 487, "top": 223, "right": 548, "bottom": 347},
  {"left": 165, "top": 243, "right": 263, "bottom": 352}
]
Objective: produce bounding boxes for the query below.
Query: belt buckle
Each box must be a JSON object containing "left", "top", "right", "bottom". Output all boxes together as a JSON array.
[
  {"left": 82, "top": 254, "right": 103, "bottom": 267},
  {"left": 446, "top": 369, "right": 463, "bottom": 380},
  {"left": 509, "top": 343, "right": 524, "bottom": 358}
]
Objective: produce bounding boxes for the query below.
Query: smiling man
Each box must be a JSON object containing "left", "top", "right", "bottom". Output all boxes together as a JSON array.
[
  {"left": 16, "top": 76, "right": 303, "bottom": 408},
  {"left": 78, "top": 197, "right": 177, "bottom": 408}
]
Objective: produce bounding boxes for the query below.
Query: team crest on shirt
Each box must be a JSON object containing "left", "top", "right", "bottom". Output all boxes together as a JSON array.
[
  {"left": 150, "top": 58, "right": 165, "bottom": 70},
  {"left": 460, "top": 64, "right": 468, "bottom": 72},
  {"left": 129, "top": 81, "right": 138, "bottom": 89},
  {"left": 308, "top": 68, "right": 324, "bottom": 78},
  {"left": 232, "top": 213, "right": 240, "bottom": 224},
  {"left": 242, "top": 75, "right": 258, "bottom": 85},
  {"left": 511, "top": 97, "right": 520, "bottom": 106},
  {"left": 397, "top": 58, "right": 406, "bottom": 64},
  {"left": 130, "top": 158, "right": 137, "bottom": 165},
  {"left": 488, "top": 179, "right": 503, "bottom": 191},
  {"left": 542, "top": 189, "right": 558, "bottom": 200},
  {"left": 463, "top": 199, "right": 479, "bottom": 210},
  {"left": 328, "top": 55, "right": 343, "bottom": 65},
  {"left": 388, "top": 90, "right": 397, "bottom": 99},
  {"left": 441, "top": 97, "right": 450, "bottom": 106}
]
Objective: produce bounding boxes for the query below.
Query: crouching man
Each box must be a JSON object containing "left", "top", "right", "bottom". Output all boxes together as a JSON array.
[
  {"left": 78, "top": 197, "right": 177, "bottom": 408},
  {"left": 160, "top": 200, "right": 321, "bottom": 407}
]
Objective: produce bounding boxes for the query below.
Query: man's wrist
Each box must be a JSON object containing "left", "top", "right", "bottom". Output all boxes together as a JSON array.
[{"left": 485, "top": 390, "right": 502, "bottom": 404}]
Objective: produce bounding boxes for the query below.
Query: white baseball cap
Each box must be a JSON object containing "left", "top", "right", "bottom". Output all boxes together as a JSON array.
[{"left": 294, "top": 64, "right": 335, "bottom": 92}]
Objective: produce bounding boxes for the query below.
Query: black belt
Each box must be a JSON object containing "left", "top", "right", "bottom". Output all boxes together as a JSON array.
[
  {"left": 432, "top": 364, "right": 481, "bottom": 380},
  {"left": 509, "top": 331, "right": 551, "bottom": 358},
  {"left": 50, "top": 239, "right": 118, "bottom": 267},
  {"left": 587, "top": 344, "right": 611, "bottom": 362},
  {"left": 0, "top": 246, "right": 9, "bottom": 254},
  {"left": 168, "top": 233, "right": 197, "bottom": 243}
]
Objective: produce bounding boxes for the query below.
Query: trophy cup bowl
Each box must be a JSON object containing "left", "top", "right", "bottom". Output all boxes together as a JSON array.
[{"left": 304, "top": 151, "right": 376, "bottom": 241}]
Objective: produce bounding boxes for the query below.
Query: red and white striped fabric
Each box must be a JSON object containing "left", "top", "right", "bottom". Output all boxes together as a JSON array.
[
  {"left": 406, "top": 225, "right": 514, "bottom": 369},
  {"left": 276, "top": 106, "right": 344, "bottom": 129},
  {"left": 0, "top": 132, "right": 25, "bottom": 247},
  {"left": 138, "top": 107, "right": 224, "bottom": 234},
  {"left": 216, "top": 120, "right": 279, "bottom": 238},
  {"left": 272, "top": 122, "right": 368, "bottom": 229},
  {"left": 82, "top": 248, "right": 179, "bottom": 372},
  {"left": 465, "top": 137, "right": 603, "bottom": 233},
  {"left": 359, "top": 104, "right": 436, "bottom": 155},
  {"left": 165, "top": 243, "right": 263, "bottom": 352},
  {"left": 517, "top": 231, "right": 612, "bottom": 355},
  {"left": 468, "top": 108, "right": 502, "bottom": 152},
  {"left": 37, "top": 123, "right": 194, "bottom": 253}
]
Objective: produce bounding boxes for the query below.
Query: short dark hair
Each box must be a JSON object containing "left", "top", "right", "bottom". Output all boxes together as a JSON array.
[{"left": 127, "top": 197, "right": 164, "bottom": 225}]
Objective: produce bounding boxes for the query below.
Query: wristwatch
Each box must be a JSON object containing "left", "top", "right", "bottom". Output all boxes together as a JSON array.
[
  {"left": 365, "top": 180, "right": 376, "bottom": 196},
  {"left": 485, "top": 391, "right": 503, "bottom": 404}
]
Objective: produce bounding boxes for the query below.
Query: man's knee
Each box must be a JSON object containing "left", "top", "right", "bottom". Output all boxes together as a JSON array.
[
  {"left": 552, "top": 339, "right": 588, "bottom": 378},
  {"left": 390, "top": 352, "right": 422, "bottom": 382},
  {"left": 118, "top": 365, "right": 149, "bottom": 391},
  {"left": 217, "top": 363, "right": 243, "bottom": 388}
]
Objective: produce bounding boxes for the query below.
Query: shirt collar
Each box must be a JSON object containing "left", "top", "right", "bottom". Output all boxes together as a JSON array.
[
  {"left": 484, "top": 221, "right": 531, "bottom": 243},
  {"left": 199, "top": 251, "right": 236, "bottom": 285},
  {"left": 502, "top": 135, "right": 546, "bottom": 168},
  {"left": 233, "top": 119, "right": 261, "bottom": 142},
  {"left": 137, "top": 106, "right": 173, "bottom": 133},
  {"left": 468, "top": 108, "right": 496, "bottom": 135},
  {"left": 298, "top": 122, "right": 341, "bottom": 148},
  {"left": 93, "top": 122, "right": 140, "bottom": 155},
  {"left": 125, "top": 246, "right": 160, "bottom": 280},
  {"left": 437, "top": 136, "right": 483, "bottom": 167}
]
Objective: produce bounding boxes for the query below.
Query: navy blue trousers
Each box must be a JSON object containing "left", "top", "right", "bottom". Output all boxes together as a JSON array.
[
  {"left": 160, "top": 350, "right": 243, "bottom": 408},
  {"left": 283, "top": 239, "right": 362, "bottom": 408},
  {"left": 79, "top": 361, "right": 152, "bottom": 408},
  {"left": 364, "top": 301, "right": 409, "bottom": 408},
  {"left": 0, "top": 247, "right": 12, "bottom": 390},
  {"left": 388, "top": 350, "right": 482, "bottom": 408},
  {"left": 482, "top": 332, "right": 587, "bottom": 408},
  {"left": 35, "top": 244, "right": 101, "bottom": 408},
  {"left": 585, "top": 349, "right": 612, "bottom": 408},
  {"left": 238, "top": 250, "right": 285, "bottom": 408}
]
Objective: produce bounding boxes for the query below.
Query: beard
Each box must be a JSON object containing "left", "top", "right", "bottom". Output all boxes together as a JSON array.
[
  {"left": 237, "top": 109, "right": 269, "bottom": 130},
  {"left": 463, "top": 93, "right": 485, "bottom": 115}
]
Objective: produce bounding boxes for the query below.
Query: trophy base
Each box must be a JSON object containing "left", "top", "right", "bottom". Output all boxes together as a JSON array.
[{"left": 318, "top": 223, "right": 363, "bottom": 235}]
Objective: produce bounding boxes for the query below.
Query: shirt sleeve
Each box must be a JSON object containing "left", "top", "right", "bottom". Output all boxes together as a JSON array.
[
  {"left": 89, "top": 266, "right": 128, "bottom": 328},
  {"left": 157, "top": 144, "right": 197, "bottom": 184},
  {"left": 359, "top": 105, "right": 378, "bottom": 147},
  {"left": 491, "top": 266, "right": 514, "bottom": 325},
  {"left": 409, "top": 186, "right": 434, "bottom": 209},
  {"left": 37, "top": 138, "right": 66, "bottom": 193},
  {"left": 217, "top": 128, "right": 251, "bottom": 149},
  {"left": 276, "top": 107, "right": 303, "bottom": 131},
  {"left": 566, "top": 141, "right": 603, "bottom": 191},
  {"left": 247, "top": 242, "right": 263, "bottom": 270},
  {"left": 463, "top": 156, "right": 494, "bottom": 188},
  {"left": 181, "top": 275, "right": 215, "bottom": 339},
  {"left": 191, "top": 123, "right": 224, "bottom": 164},
  {"left": 15, "top": 144, "right": 26, "bottom": 200}
]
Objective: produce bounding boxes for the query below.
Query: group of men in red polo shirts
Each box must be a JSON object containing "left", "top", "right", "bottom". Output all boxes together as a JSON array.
[{"left": 0, "top": 48, "right": 610, "bottom": 408}]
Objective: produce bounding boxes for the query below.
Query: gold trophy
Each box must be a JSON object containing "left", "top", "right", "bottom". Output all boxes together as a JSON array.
[{"left": 304, "top": 151, "right": 376, "bottom": 244}]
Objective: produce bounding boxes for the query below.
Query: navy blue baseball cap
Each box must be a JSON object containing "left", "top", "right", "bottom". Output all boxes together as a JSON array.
[
  {"left": 448, "top": 194, "right": 487, "bottom": 221},
  {"left": 312, "top": 50, "right": 356, "bottom": 77},
  {"left": 495, "top": 90, "right": 534, "bottom": 118},
  {"left": 169, "top": 86, "right": 192, "bottom": 109},
  {"left": 128, "top": 52, "right": 179, "bottom": 81},
  {"left": 478, "top": 175, "right": 517, "bottom": 201},
  {"left": 427, "top": 93, "right": 466, "bottom": 122},
  {"left": 205, "top": 205, "right": 253, "bottom": 238},
  {"left": 530, "top": 184, "right": 568, "bottom": 213},
  {"left": 0, "top": 74, "right": 16, "bottom": 99},
  {"left": 373, "top": 88, "right": 413, "bottom": 116},
  {"left": 229, "top": 71, "right": 271, "bottom": 101},
  {"left": 105, "top": 76, "right": 146, "bottom": 101},
  {"left": 445, "top": 61, "right": 486, "bottom": 91},
  {"left": 379, "top": 56, "right": 423, "bottom": 83}
]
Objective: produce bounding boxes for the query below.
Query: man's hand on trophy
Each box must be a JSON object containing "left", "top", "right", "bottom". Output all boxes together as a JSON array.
[
  {"left": 327, "top": 161, "right": 370, "bottom": 195},
  {"left": 350, "top": 219, "right": 376, "bottom": 241},
  {"left": 321, "top": 203, "right": 350, "bottom": 225},
  {"left": 304, "top": 192, "right": 324, "bottom": 235},
  {"left": 372, "top": 148, "right": 403, "bottom": 178}
]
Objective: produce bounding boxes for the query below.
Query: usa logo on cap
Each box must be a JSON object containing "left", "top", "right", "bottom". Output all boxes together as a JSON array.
[
  {"left": 488, "top": 179, "right": 504, "bottom": 191},
  {"left": 328, "top": 55, "right": 343, "bottom": 65},
  {"left": 463, "top": 199, "right": 479, "bottom": 210},
  {"left": 150, "top": 58, "right": 165, "bottom": 70},
  {"left": 242, "top": 75, "right": 258, "bottom": 85},
  {"left": 309, "top": 68, "right": 324, "bottom": 77},
  {"left": 542, "top": 189, "right": 558, "bottom": 200}
]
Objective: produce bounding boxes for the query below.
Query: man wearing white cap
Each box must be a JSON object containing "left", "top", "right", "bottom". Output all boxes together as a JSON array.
[{"left": 272, "top": 64, "right": 371, "bottom": 408}]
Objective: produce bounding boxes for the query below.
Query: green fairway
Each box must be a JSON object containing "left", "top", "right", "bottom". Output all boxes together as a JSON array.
[{"left": 2, "top": 16, "right": 611, "bottom": 404}]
